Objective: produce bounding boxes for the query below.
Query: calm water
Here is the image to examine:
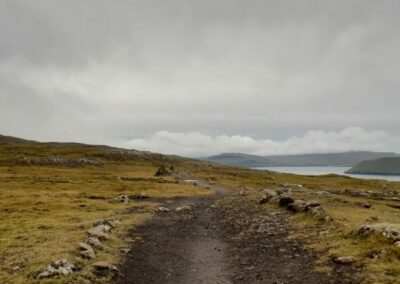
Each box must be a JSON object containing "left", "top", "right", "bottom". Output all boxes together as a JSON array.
[{"left": 252, "top": 166, "right": 400, "bottom": 182}]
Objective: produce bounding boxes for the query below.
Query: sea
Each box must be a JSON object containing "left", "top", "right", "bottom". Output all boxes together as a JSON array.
[{"left": 251, "top": 166, "right": 400, "bottom": 182}]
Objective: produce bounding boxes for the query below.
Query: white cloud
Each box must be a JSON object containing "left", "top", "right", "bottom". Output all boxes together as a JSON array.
[{"left": 123, "top": 127, "right": 397, "bottom": 157}]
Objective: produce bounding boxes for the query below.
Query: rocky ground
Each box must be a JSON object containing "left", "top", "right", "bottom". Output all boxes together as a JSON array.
[{"left": 113, "top": 180, "right": 360, "bottom": 284}]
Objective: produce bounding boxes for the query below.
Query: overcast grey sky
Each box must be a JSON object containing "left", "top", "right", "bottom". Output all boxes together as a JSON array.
[{"left": 1, "top": 0, "right": 399, "bottom": 156}]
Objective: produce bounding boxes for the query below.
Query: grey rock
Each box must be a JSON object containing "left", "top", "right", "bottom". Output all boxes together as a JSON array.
[
  {"left": 358, "top": 223, "right": 400, "bottom": 242},
  {"left": 87, "top": 225, "right": 110, "bottom": 240},
  {"left": 86, "top": 237, "right": 103, "bottom": 249},
  {"left": 334, "top": 256, "right": 355, "bottom": 264},
  {"left": 79, "top": 242, "right": 96, "bottom": 259}
]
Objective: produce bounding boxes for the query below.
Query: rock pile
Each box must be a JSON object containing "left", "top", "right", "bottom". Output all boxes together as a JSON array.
[
  {"left": 17, "top": 157, "right": 103, "bottom": 166},
  {"left": 259, "top": 189, "right": 278, "bottom": 204},
  {"left": 114, "top": 194, "right": 129, "bottom": 204},
  {"left": 154, "top": 166, "right": 170, "bottom": 176},
  {"left": 259, "top": 189, "right": 332, "bottom": 222},
  {"left": 37, "top": 260, "right": 75, "bottom": 279},
  {"left": 358, "top": 223, "right": 400, "bottom": 244}
]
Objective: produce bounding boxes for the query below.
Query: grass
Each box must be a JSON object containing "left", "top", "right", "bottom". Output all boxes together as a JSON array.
[
  {"left": 0, "top": 160, "right": 212, "bottom": 284},
  {"left": 2, "top": 136, "right": 400, "bottom": 283}
]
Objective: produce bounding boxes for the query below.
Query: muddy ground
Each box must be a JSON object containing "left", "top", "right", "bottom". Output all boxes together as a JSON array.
[{"left": 113, "top": 180, "right": 360, "bottom": 284}]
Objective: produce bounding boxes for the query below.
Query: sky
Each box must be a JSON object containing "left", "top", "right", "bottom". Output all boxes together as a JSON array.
[{"left": 1, "top": 0, "right": 399, "bottom": 156}]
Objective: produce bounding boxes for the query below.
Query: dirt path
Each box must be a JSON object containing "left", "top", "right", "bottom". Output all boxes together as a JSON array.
[{"left": 113, "top": 179, "right": 357, "bottom": 284}]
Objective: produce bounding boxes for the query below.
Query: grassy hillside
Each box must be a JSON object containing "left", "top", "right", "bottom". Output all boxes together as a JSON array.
[
  {"left": 347, "top": 157, "right": 400, "bottom": 175},
  {"left": 206, "top": 151, "right": 398, "bottom": 167},
  {"left": 0, "top": 136, "right": 212, "bottom": 284},
  {"left": 1, "top": 135, "right": 400, "bottom": 283}
]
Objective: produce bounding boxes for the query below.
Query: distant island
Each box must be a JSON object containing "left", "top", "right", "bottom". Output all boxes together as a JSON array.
[
  {"left": 204, "top": 151, "right": 398, "bottom": 167},
  {"left": 346, "top": 157, "right": 400, "bottom": 175}
]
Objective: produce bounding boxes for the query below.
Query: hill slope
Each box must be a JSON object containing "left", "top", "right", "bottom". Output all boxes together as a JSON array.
[
  {"left": 205, "top": 151, "right": 398, "bottom": 167},
  {"left": 346, "top": 157, "right": 400, "bottom": 175}
]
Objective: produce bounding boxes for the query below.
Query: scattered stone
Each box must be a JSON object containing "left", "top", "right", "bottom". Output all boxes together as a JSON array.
[
  {"left": 93, "top": 219, "right": 120, "bottom": 229},
  {"left": 86, "top": 237, "right": 103, "bottom": 249},
  {"left": 308, "top": 206, "right": 331, "bottom": 221},
  {"left": 237, "top": 188, "right": 250, "bottom": 196},
  {"left": 358, "top": 202, "right": 371, "bottom": 208},
  {"left": 79, "top": 242, "right": 96, "bottom": 259},
  {"left": 314, "top": 191, "right": 335, "bottom": 196},
  {"left": 176, "top": 204, "right": 193, "bottom": 213},
  {"left": 37, "top": 260, "right": 75, "bottom": 279},
  {"left": 279, "top": 195, "right": 294, "bottom": 207},
  {"left": 11, "top": 266, "right": 21, "bottom": 273},
  {"left": 280, "top": 183, "right": 303, "bottom": 188},
  {"left": 93, "top": 261, "right": 118, "bottom": 273},
  {"left": 105, "top": 220, "right": 121, "bottom": 228},
  {"left": 333, "top": 256, "right": 355, "bottom": 264},
  {"left": 114, "top": 194, "right": 129, "bottom": 204},
  {"left": 304, "top": 201, "right": 321, "bottom": 210},
  {"left": 156, "top": 206, "right": 170, "bottom": 213},
  {"left": 121, "top": 247, "right": 131, "bottom": 253},
  {"left": 358, "top": 223, "right": 400, "bottom": 242},
  {"left": 259, "top": 189, "right": 278, "bottom": 204},
  {"left": 87, "top": 225, "right": 110, "bottom": 240},
  {"left": 155, "top": 166, "right": 170, "bottom": 176}
]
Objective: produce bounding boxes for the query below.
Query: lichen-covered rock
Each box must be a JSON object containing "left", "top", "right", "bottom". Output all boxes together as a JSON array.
[
  {"left": 259, "top": 189, "right": 278, "bottom": 204},
  {"left": 114, "top": 194, "right": 129, "bottom": 203},
  {"left": 358, "top": 223, "right": 400, "bottom": 242},
  {"left": 86, "top": 237, "right": 103, "bottom": 249},
  {"left": 37, "top": 260, "right": 75, "bottom": 279},
  {"left": 79, "top": 242, "right": 96, "bottom": 259},
  {"left": 156, "top": 206, "right": 170, "bottom": 212},
  {"left": 333, "top": 256, "right": 355, "bottom": 264},
  {"left": 87, "top": 225, "right": 110, "bottom": 240},
  {"left": 176, "top": 204, "right": 193, "bottom": 212},
  {"left": 93, "top": 261, "right": 118, "bottom": 275},
  {"left": 308, "top": 206, "right": 332, "bottom": 222},
  {"left": 287, "top": 200, "right": 308, "bottom": 212},
  {"left": 236, "top": 188, "right": 250, "bottom": 196}
]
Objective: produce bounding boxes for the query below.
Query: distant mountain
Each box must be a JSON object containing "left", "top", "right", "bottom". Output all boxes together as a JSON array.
[
  {"left": 204, "top": 153, "right": 278, "bottom": 167},
  {"left": 205, "top": 151, "right": 399, "bottom": 167},
  {"left": 346, "top": 157, "right": 400, "bottom": 175}
]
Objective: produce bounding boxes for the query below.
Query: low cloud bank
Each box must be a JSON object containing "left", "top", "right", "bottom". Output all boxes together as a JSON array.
[{"left": 123, "top": 127, "right": 396, "bottom": 157}]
